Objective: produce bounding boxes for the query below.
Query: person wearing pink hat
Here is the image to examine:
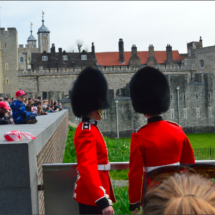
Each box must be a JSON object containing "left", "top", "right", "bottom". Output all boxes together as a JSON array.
[
  {"left": 0, "top": 101, "right": 14, "bottom": 124},
  {"left": 10, "top": 90, "right": 37, "bottom": 124}
]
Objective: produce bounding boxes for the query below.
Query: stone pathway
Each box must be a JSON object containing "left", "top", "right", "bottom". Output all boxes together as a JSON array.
[
  {"left": 111, "top": 180, "right": 128, "bottom": 187},
  {"left": 69, "top": 121, "right": 77, "bottom": 128}
]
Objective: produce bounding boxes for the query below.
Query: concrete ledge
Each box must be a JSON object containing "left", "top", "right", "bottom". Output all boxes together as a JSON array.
[{"left": 0, "top": 110, "right": 68, "bottom": 214}]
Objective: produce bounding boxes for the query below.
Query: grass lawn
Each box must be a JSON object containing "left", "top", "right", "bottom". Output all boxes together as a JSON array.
[
  {"left": 63, "top": 126, "right": 215, "bottom": 214},
  {"left": 186, "top": 133, "right": 215, "bottom": 148}
]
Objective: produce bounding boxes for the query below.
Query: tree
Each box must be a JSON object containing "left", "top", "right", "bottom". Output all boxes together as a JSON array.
[{"left": 76, "top": 40, "right": 84, "bottom": 53}]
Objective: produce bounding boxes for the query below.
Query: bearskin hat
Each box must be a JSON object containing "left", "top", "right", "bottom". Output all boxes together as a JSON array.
[
  {"left": 71, "top": 67, "right": 109, "bottom": 117},
  {"left": 129, "top": 66, "right": 170, "bottom": 115}
]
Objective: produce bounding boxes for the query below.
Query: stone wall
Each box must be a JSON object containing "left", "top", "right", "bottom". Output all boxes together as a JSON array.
[
  {"left": 37, "top": 113, "right": 68, "bottom": 214},
  {"left": 62, "top": 72, "right": 215, "bottom": 138},
  {"left": 0, "top": 110, "right": 68, "bottom": 214}
]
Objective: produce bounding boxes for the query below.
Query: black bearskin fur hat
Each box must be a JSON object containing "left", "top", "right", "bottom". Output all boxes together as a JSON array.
[
  {"left": 129, "top": 66, "right": 170, "bottom": 115},
  {"left": 71, "top": 67, "right": 109, "bottom": 117}
]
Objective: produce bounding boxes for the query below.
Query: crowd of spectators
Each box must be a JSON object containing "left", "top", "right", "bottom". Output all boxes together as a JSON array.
[{"left": 0, "top": 93, "right": 63, "bottom": 125}]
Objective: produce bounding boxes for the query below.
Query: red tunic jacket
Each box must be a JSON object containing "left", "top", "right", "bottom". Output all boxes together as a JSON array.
[
  {"left": 73, "top": 117, "right": 116, "bottom": 210},
  {"left": 128, "top": 116, "right": 195, "bottom": 211}
]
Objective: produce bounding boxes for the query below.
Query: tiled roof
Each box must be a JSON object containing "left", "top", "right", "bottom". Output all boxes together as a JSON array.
[{"left": 96, "top": 51, "right": 185, "bottom": 66}]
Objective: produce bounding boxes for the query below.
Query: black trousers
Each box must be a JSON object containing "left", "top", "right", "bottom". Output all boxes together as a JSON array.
[{"left": 78, "top": 202, "right": 101, "bottom": 214}]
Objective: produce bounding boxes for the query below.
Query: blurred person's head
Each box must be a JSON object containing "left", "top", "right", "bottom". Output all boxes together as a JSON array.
[
  {"left": 4, "top": 97, "right": 9, "bottom": 102},
  {"left": 0, "top": 101, "right": 11, "bottom": 116},
  {"left": 28, "top": 100, "right": 33, "bottom": 105},
  {"left": 25, "top": 105, "right": 32, "bottom": 112},
  {"left": 37, "top": 106, "right": 42, "bottom": 115},
  {"left": 0, "top": 97, "right": 3, "bottom": 101},
  {"left": 143, "top": 173, "right": 215, "bottom": 214}
]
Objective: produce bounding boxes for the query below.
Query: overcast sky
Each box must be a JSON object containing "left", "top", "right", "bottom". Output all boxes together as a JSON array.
[{"left": 1, "top": 1, "right": 215, "bottom": 53}]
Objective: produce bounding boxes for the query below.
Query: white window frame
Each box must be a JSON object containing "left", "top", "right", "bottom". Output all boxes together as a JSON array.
[
  {"left": 196, "top": 107, "right": 200, "bottom": 119},
  {"left": 102, "top": 109, "right": 107, "bottom": 119},
  {"left": 81, "top": 55, "right": 87, "bottom": 60},
  {"left": 42, "top": 56, "right": 48, "bottom": 61},
  {"left": 170, "top": 108, "right": 174, "bottom": 119},
  {"left": 62, "top": 55, "right": 68, "bottom": 61},
  {"left": 209, "top": 107, "right": 212, "bottom": 118},
  {"left": 39, "top": 66, "right": 43, "bottom": 71},
  {"left": 183, "top": 108, "right": 187, "bottom": 119}
]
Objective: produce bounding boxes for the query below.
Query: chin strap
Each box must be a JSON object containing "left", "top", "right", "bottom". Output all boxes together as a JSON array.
[{"left": 98, "top": 109, "right": 103, "bottom": 118}]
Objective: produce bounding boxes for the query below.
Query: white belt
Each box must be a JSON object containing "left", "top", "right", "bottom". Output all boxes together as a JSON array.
[
  {"left": 98, "top": 163, "right": 110, "bottom": 171},
  {"left": 143, "top": 162, "right": 180, "bottom": 172}
]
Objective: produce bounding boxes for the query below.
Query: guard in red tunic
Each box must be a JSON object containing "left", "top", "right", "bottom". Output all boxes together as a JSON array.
[
  {"left": 128, "top": 66, "right": 195, "bottom": 214},
  {"left": 71, "top": 67, "right": 116, "bottom": 215}
]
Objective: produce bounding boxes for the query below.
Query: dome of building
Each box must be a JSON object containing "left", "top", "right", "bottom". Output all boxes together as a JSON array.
[
  {"left": 38, "top": 20, "right": 50, "bottom": 33},
  {"left": 27, "top": 32, "right": 37, "bottom": 42}
]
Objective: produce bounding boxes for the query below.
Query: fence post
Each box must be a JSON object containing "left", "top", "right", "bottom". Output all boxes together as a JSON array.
[{"left": 210, "top": 147, "right": 212, "bottom": 158}]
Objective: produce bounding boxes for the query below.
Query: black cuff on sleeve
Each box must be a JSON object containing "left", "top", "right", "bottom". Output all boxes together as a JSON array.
[
  {"left": 129, "top": 202, "right": 141, "bottom": 211},
  {"left": 96, "top": 197, "right": 110, "bottom": 211}
]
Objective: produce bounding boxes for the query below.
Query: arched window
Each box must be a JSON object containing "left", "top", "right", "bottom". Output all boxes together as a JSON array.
[
  {"left": 200, "top": 59, "right": 204, "bottom": 68},
  {"left": 20, "top": 57, "right": 24, "bottom": 63}
]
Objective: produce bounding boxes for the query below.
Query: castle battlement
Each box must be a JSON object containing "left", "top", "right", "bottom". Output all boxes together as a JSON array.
[
  {"left": 0, "top": 27, "right": 17, "bottom": 33},
  {"left": 17, "top": 64, "right": 196, "bottom": 77}
]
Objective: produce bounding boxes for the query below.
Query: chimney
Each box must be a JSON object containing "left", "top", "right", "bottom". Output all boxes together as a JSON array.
[
  {"left": 149, "top": 44, "right": 154, "bottom": 57},
  {"left": 51, "top": 43, "right": 55, "bottom": 58},
  {"left": 59, "top": 48, "right": 62, "bottom": 60},
  {"left": 146, "top": 44, "right": 157, "bottom": 66},
  {"left": 199, "top": 36, "right": 203, "bottom": 47},
  {"left": 91, "top": 42, "right": 95, "bottom": 59},
  {"left": 131, "top": 44, "right": 137, "bottom": 56},
  {"left": 119, "top": 38, "right": 124, "bottom": 63},
  {"left": 166, "top": 44, "right": 173, "bottom": 64}
]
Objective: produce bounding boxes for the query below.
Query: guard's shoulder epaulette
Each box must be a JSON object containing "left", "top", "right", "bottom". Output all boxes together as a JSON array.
[
  {"left": 166, "top": 120, "right": 181, "bottom": 127},
  {"left": 135, "top": 124, "right": 147, "bottom": 133},
  {"left": 82, "top": 122, "right": 91, "bottom": 130}
]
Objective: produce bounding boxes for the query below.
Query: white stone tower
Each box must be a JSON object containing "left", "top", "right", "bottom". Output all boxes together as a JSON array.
[{"left": 37, "top": 11, "right": 50, "bottom": 53}]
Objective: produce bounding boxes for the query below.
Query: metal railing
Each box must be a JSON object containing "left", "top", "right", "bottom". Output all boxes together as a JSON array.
[{"left": 42, "top": 160, "right": 215, "bottom": 214}]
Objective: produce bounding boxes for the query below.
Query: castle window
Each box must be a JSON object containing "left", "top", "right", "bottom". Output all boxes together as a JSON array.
[
  {"left": 200, "top": 59, "right": 204, "bottom": 68},
  {"left": 112, "top": 66, "right": 115, "bottom": 71},
  {"left": 6, "top": 78, "right": 9, "bottom": 85},
  {"left": 196, "top": 107, "right": 200, "bottom": 118},
  {"left": 183, "top": 108, "right": 187, "bottom": 119},
  {"left": 39, "top": 66, "right": 43, "bottom": 71},
  {"left": 209, "top": 107, "right": 212, "bottom": 118},
  {"left": 42, "top": 56, "right": 48, "bottom": 61},
  {"left": 5, "top": 43, "right": 6, "bottom": 48},
  {"left": 127, "top": 65, "right": 130, "bottom": 70},
  {"left": 81, "top": 55, "right": 87, "bottom": 60},
  {"left": 170, "top": 94, "right": 174, "bottom": 101},
  {"left": 209, "top": 92, "right": 211, "bottom": 99},
  {"left": 5, "top": 63, "right": 8, "bottom": 70},
  {"left": 62, "top": 55, "right": 68, "bottom": 61},
  {"left": 47, "top": 41, "right": 48, "bottom": 43},
  {"left": 196, "top": 93, "right": 199, "bottom": 99},
  {"left": 120, "top": 66, "right": 122, "bottom": 71},
  {"left": 104, "top": 66, "right": 106, "bottom": 71},
  {"left": 20, "top": 57, "right": 24, "bottom": 63},
  {"left": 170, "top": 108, "right": 174, "bottom": 119}
]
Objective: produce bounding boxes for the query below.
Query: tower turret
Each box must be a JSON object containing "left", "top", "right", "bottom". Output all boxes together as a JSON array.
[
  {"left": 27, "top": 23, "right": 37, "bottom": 48},
  {"left": 37, "top": 11, "right": 50, "bottom": 53}
]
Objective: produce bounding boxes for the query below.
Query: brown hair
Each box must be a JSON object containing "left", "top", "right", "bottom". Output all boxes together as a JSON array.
[
  {"left": 143, "top": 173, "right": 215, "bottom": 214},
  {"left": 37, "top": 106, "right": 42, "bottom": 116},
  {"left": 25, "top": 105, "right": 32, "bottom": 112},
  {"left": 28, "top": 100, "right": 33, "bottom": 105}
]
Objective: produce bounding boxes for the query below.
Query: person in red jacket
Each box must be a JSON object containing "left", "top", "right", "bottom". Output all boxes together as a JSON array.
[
  {"left": 128, "top": 66, "right": 195, "bottom": 214},
  {"left": 71, "top": 67, "right": 116, "bottom": 215}
]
